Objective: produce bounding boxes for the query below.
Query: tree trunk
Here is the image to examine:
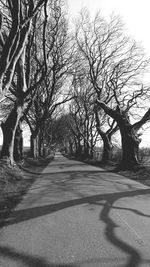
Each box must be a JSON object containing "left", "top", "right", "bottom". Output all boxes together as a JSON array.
[
  {"left": 30, "top": 133, "right": 39, "bottom": 158},
  {"left": 90, "top": 145, "right": 94, "bottom": 159},
  {"left": 85, "top": 141, "right": 90, "bottom": 158},
  {"left": 69, "top": 141, "right": 73, "bottom": 154},
  {"left": 94, "top": 107, "right": 112, "bottom": 163},
  {"left": 96, "top": 127, "right": 112, "bottom": 163},
  {"left": 83, "top": 140, "right": 88, "bottom": 157},
  {"left": 14, "top": 123, "right": 23, "bottom": 161},
  {"left": 96, "top": 100, "right": 142, "bottom": 169},
  {"left": 119, "top": 126, "right": 140, "bottom": 168},
  {"left": 74, "top": 137, "right": 78, "bottom": 155},
  {"left": 38, "top": 130, "right": 44, "bottom": 157},
  {"left": 77, "top": 138, "right": 82, "bottom": 157},
  {"left": 1, "top": 104, "right": 22, "bottom": 164},
  {"left": 102, "top": 135, "right": 112, "bottom": 163}
]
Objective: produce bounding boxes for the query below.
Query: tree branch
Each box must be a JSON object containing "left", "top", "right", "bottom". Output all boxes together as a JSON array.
[
  {"left": 96, "top": 99, "right": 120, "bottom": 121},
  {"left": 133, "top": 108, "right": 150, "bottom": 132}
]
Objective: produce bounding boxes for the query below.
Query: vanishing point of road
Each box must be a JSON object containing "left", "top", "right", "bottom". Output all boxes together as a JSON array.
[{"left": 0, "top": 152, "right": 150, "bottom": 267}]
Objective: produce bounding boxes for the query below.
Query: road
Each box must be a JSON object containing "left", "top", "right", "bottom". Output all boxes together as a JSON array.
[{"left": 0, "top": 153, "right": 150, "bottom": 267}]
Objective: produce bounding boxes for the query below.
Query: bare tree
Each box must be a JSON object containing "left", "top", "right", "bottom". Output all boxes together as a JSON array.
[
  {"left": 96, "top": 94, "right": 150, "bottom": 169},
  {"left": 94, "top": 107, "right": 118, "bottom": 162},
  {"left": 0, "top": 0, "right": 47, "bottom": 92},
  {"left": 75, "top": 10, "right": 150, "bottom": 168},
  {"left": 0, "top": 1, "right": 47, "bottom": 164},
  {"left": 25, "top": 0, "right": 74, "bottom": 157},
  {"left": 67, "top": 75, "right": 99, "bottom": 158}
]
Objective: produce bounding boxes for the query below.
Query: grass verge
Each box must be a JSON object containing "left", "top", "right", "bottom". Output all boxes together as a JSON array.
[
  {"left": 0, "top": 156, "right": 53, "bottom": 228},
  {"left": 82, "top": 158, "right": 150, "bottom": 187}
]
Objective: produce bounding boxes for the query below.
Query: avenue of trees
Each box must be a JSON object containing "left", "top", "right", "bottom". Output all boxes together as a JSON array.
[{"left": 0, "top": 1, "right": 150, "bottom": 169}]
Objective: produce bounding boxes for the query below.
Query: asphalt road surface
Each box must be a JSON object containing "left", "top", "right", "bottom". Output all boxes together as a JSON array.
[{"left": 1, "top": 152, "right": 150, "bottom": 267}]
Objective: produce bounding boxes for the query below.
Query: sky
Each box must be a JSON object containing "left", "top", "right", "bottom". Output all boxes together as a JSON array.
[{"left": 67, "top": 0, "right": 150, "bottom": 56}]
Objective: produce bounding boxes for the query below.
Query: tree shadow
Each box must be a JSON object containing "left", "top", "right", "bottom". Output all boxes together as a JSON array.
[
  {"left": 89, "top": 189, "right": 150, "bottom": 267},
  {"left": 5, "top": 188, "right": 150, "bottom": 266},
  {"left": 3, "top": 159, "right": 150, "bottom": 267},
  {"left": 0, "top": 246, "right": 76, "bottom": 267},
  {"left": 99, "top": 199, "right": 141, "bottom": 267},
  {"left": 21, "top": 168, "right": 110, "bottom": 176},
  {"left": 2, "top": 245, "right": 149, "bottom": 267},
  {"left": 7, "top": 188, "right": 150, "bottom": 225}
]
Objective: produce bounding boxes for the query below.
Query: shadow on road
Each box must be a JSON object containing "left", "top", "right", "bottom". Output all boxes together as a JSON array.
[
  {"left": 5, "top": 186, "right": 150, "bottom": 266},
  {"left": 3, "top": 153, "right": 150, "bottom": 267},
  {"left": 0, "top": 246, "right": 77, "bottom": 267},
  {"left": 7, "top": 188, "right": 150, "bottom": 225},
  {"left": 2, "top": 245, "right": 150, "bottom": 267}
]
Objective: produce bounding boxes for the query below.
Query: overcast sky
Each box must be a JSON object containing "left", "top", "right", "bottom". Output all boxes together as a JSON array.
[{"left": 67, "top": 0, "right": 150, "bottom": 56}]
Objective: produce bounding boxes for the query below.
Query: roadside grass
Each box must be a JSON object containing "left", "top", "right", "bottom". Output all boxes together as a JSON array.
[
  {"left": 0, "top": 156, "right": 54, "bottom": 228},
  {"left": 0, "top": 160, "right": 32, "bottom": 227},
  {"left": 105, "top": 147, "right": 150, "bottom": 187},
  {"left": 67, "top": 147, "right": 150, "bottom": 188},
  {"left": 81, "top": 158, "right": 150, "bottom": 187},
  {"left": 116, "top": 165, "right": 150, "bottom": 187},
  {"left": 76, "top": 147, "right": 150, "bottom": 187}
]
